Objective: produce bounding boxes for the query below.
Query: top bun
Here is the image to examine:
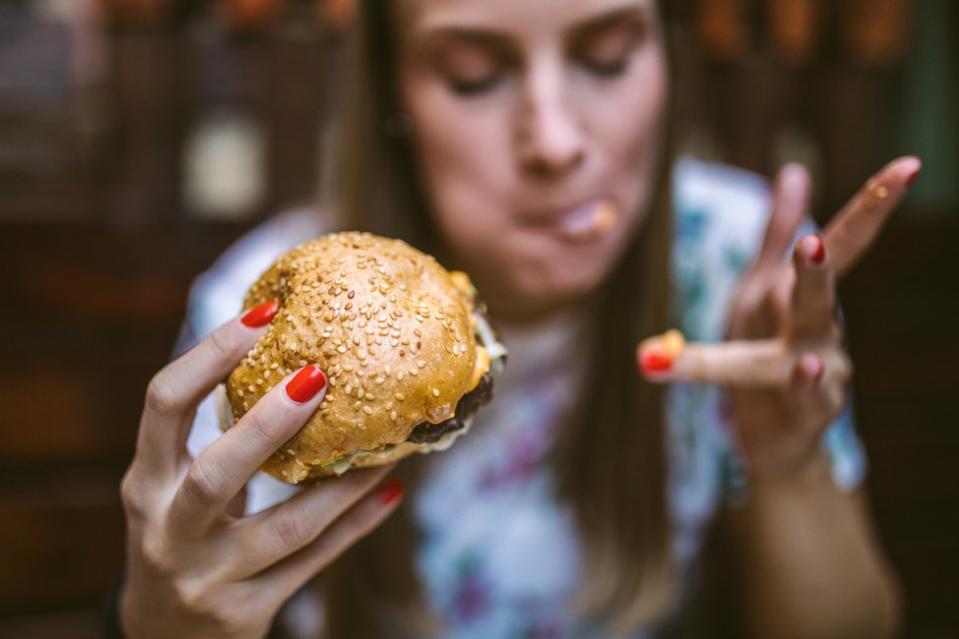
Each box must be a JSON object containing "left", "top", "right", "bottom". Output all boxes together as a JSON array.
[{"left": 225, "top": 232, "right": 488, "bottom": 483}]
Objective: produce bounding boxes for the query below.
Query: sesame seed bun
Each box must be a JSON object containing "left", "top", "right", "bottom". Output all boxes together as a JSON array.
[{"left": 222, "top": 232, "right": 504, "bottom": 484}]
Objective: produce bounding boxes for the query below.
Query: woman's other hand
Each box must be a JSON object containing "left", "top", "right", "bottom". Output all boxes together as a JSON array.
[
  {"left": 637, "top": 156, "right": 921, "bottom": 480},
  {"left": 120, "top": 301, "right": 403, "bottom": 638}
]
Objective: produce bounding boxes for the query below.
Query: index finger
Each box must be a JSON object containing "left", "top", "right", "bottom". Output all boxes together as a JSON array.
[
  {"left": 137, "top": 300, "right": 279, "bottom": 476},
  {"left": 639, "top": 337, "right": 789, "bottom": 387},
  {"left": 754, "top": 164, "right": 813, "bottom": 273},
  {"left": 824, "top": 156, "right": 921, "bottom": 279},
  {"left": 167, "top": 364, "right": 329, "bottom": 536}
]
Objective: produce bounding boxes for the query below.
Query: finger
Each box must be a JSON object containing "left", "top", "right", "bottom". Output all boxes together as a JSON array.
[
  {"left": 789, "top": 234, "right": 835, "bottom": 339},
  {"left": 138, "top": 300, "right": 279, "bottom": 475},
  {"left": 824, "top": 156, "right": 921, "bottom": 279},
  {"left": 638, "top": 333, "right": 790, "bottom": 387},
  {"left": 252, "top": 479, "right": 405, "bottom": 603},
  {"left": 786, "top": 353, "right": 846, "bottom": 433},
  {"left": 234, "top": 465, "right": 393, "bottom": 578},
  {"left": 754, "top": 164, "right": 812, "bottom": 272},
  {"left": 167, "top": 364, "right": 328, "bottom": 536}
]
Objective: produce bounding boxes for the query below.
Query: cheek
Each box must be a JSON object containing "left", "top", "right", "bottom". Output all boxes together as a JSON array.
[
  {"left": 589, "top": 52, "right": 668, "bottom": 212},
  {"left": 402, "top": 78, "right": 515, "bottom": 245}
]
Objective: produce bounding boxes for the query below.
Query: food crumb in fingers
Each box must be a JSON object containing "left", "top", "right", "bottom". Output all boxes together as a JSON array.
[{"left": 638, "top": 330, "right": 686, "bottom": 374}]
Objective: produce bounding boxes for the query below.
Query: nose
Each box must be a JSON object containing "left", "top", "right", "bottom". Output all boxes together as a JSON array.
[{"left": 516, "top": 63, "right": 586, "bottom": 179}]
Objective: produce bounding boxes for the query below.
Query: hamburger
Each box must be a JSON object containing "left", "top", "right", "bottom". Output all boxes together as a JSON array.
[{"left": 216, "top": 232, "right": 506, "bottom": 484}]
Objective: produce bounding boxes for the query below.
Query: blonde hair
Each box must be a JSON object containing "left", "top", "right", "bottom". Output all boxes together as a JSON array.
[{"left": 318, "top": 1, "right": 677, "bottom": 635}]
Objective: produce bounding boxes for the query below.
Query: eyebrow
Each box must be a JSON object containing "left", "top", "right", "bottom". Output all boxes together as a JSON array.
[{"left": 414, "top": 3, "right": 649, "bottom": 51}]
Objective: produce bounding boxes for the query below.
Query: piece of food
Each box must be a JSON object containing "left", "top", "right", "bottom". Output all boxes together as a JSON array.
[{"left": 217, "top": 232, "right": 506, "bottom": 484}]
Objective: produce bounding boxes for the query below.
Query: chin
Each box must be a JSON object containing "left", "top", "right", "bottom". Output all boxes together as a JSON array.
[{"left": 494, "top": 259, "right": 609, "bottom": 319}]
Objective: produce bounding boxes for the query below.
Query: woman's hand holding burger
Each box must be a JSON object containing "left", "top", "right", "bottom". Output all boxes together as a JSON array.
[
  {"left": 638, "top": 156, "right": 921, "bottom": 481},
  {"left": 119, "top": 301, "right": 403, "bottom": 638}
]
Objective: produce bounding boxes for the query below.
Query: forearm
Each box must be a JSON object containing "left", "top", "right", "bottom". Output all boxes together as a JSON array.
[{"left": 729, "top": 450, "right": 902, "bottom": 639}]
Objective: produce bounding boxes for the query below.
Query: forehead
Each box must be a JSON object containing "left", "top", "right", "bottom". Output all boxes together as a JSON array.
[{"left": 396, "top": 0, "right": 654, "bottom": 39}]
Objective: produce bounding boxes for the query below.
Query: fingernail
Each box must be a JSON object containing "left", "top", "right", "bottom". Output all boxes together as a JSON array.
[
  {"left": 810, "top": 356, "right": 825, "bottom": 383},
  {"left": 640, "top": 346, "right": 673, "bottom": 373},
  {"left": 241, "top": 299, "right": 279, "bottom": 328},
  {"left": 638, "top": 330, "right": 686, "bottom": 374},
  {"left": 378, "top": 480, "right": 405, "bottom": 506},
  {"left": 906, "top": 166, "right": 921, "bottom": 188},
  {"left": 800, "top": 354, "right": 824, "bottom": 387},
  {"left": 807, "top": 234, "right": 826, "bottom": 265},
  {"left": 285, "top": 365, "right": 327, "bottom": 403}
]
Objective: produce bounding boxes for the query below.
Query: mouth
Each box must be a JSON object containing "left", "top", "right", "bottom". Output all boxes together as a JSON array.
[{"left": 518, "top": 198, "right": 620, "bottom": 244}]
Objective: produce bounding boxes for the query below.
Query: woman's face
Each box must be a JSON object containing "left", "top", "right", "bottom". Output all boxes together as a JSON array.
[{"left": 396, "top": 0, "right": 667, "bottom": 320}]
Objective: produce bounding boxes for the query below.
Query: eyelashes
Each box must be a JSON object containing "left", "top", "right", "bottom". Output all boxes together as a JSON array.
[
  {"left": 446, "top": 55, "right": 632, "bottom": 97},
  {"left": 448, "top": 74, "right": 503, "bottom": 96}
]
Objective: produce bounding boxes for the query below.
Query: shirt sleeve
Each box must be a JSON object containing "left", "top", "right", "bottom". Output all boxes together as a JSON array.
[{"left": 671, "top": 158, "right": 867, "bottom": 502}]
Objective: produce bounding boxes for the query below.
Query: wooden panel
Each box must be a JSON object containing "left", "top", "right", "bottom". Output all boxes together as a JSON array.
[
  {"left": 0, "top": 224, "right": 248, "bottom": 617},
  {"left": 0, "top": 468, "right": 125, "bottom": 615}
]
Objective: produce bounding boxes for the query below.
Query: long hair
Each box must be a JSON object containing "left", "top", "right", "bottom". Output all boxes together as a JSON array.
[{"left": 318, "top": 1, "right": 677, "bottom": 635}]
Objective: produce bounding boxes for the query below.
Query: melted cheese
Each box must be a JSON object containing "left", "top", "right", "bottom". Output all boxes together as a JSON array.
[{"left": 468, "top": 346, "right": 490, "bottom": 391}]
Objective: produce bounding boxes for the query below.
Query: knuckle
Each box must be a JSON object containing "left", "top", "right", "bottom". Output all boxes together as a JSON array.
[
  {"left": 187, "top": 588, "right": 255, "bottom": 636},
  {"left": 272, "top": 513, "right": 313, "bottom": 551},
  {"left": 241, "top": 407, "right": 280, "bottom": 446},
  {"left": 181, "top": 461, "right": 222, "bottom": 511},
  {"left": 144, "top": 373, "right": 181, "bottom": 417},
  {"left": 207, "top": 324, "right": 239, "bottom": 364},
  {"left": 140, "top": 536, "right": 175, "bottom": 578},
  {"left": 119, "top": 469, "right": 147, "bottom": 519}
]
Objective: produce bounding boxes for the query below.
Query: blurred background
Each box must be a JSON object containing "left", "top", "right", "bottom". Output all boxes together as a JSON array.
[{"left": 0, "top": 0, "right": 956, "bottom": 637}]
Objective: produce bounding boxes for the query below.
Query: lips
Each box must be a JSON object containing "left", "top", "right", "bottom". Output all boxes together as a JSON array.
[{"left": 519, "top": 198, "right": 620, "bottom": 244}]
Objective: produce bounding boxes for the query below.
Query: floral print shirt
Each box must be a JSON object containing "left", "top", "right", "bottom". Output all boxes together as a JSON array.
[{"left": 179, "top": 158, "right": 865, "bottom": 638}]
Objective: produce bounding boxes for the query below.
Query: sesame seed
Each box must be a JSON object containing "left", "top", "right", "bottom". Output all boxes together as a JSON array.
[
  {"left": 363, "top": 406, "right": 374, "bottom": 415},
  {"left": 365, "top": 392, "right": 375, "bottom": 401},
  {"left": 390, "top": 410, "right": 398, "bottom": 421},
  {"left": 417, "top": 360, "right": 426, "bottom": 368},
  {"left": 337, "top": 345, "right": 347, "bottom": 354},
  {"left": 395, "top": 392, "right": 405, "bottom": 401},
  {"left": 432, "top": 388, "right": 440, "bottom": 397}
]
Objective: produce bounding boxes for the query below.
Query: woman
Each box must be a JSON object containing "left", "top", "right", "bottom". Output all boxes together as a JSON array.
[{"left": 116, "top": 0, "right": 912, "bottom": 637}]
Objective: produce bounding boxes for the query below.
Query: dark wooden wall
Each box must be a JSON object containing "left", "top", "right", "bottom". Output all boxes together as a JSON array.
[{"left": 1, "top": 1, "right": 957, "bottom": 637}]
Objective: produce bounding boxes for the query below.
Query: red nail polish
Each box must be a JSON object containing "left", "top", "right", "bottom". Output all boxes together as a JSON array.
[
  {"left": 640, "top": 347, "right": 673, "bottom": 373},
  {"left": 906, "top": 167, "right": 921, "bottom": 187},
  {"left": 810, "top": 357, "right": 825, "bottom": 383},
  {"left": 809, "top": 235, "right": 826, "bottom": 265},
  {"left": 285, "top": 365, "right": 327, "bottom": 403},
  {"left": 378, "top": 480, "right": 405, "bottom": 506},
  {"left": 241, "top": 300, "right": 279, "bottom": 328}
]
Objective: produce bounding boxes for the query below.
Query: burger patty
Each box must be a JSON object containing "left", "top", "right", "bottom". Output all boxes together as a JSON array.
[{"left": 406, "top": 373, "right": 494, "bottom": 444}]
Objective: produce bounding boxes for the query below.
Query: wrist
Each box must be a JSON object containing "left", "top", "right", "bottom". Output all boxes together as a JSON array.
[{"left": 748, "top": 446, "right": 833, "bottom": 494}]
